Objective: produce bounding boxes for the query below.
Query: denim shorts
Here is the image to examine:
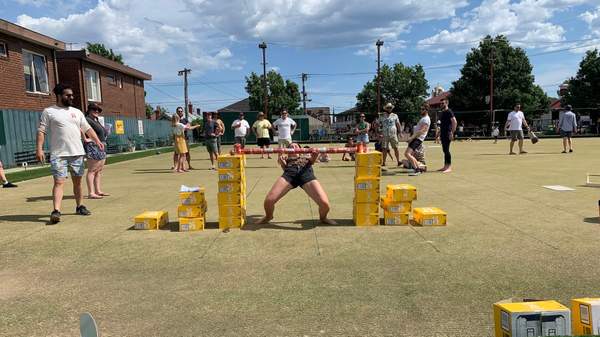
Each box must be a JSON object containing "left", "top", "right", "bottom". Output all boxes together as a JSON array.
[
  {"left": 50, "top": 155, "right": 85, "bottom": 179},
  {"left": 356, "top": 134, "right": 369, "bottom": 144}
]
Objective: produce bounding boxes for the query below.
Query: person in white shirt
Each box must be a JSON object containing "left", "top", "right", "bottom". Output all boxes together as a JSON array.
[
  {"left": 380, "top": 103, "right": 402, "bottom": 166},
  {"left": 231, "top": 113, "right": 251, "bottom": 148},
  {"left": 273, "top": 110, "right": 296, "bottom": 148},
  {"left": 505, "top": 103, "right": 530, "bottom": 155},
  {"left": 404, "top": 104, "right": 431, "bottom": 174},
  {"left": 36, "top": 84, "right": 104, "bottom": 224},
  {"left": 558, "top": 104, "right": 577, "bottom": 153}
]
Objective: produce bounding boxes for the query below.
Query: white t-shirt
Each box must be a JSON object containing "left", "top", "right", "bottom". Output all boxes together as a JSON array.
[
  {"left": 381, "top": 113, "right": 399, "bottom": 137},
  {"left": 507, "top": 110, "right": 525, "bottom": 131},
  {"left": 414, "top": 115, "right": 431, "bottom": 141},
  {"left": 273, "top": 117, "right": 296, "bottom": 140},
  {"left": 492, "top": 127, "right": 500, "bottom": 137},
  {"left": 172, "top": 123, "right": 186, "bottom": 136},
  {"left": 38, "top": 105, "right": 91, "bottom": 157},
  {"left": 232, "top": 119, "right": 250, "bottom": 137}
]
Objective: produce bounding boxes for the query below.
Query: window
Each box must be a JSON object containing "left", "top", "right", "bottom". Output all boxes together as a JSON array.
[
  {"left": 547, "top": 328, "right": 556, "bottom": 336},
  {"left": 526, "top": 328, "right": 535, "bottom": 337},
  {"left": 0, "top": 42, "right": 7, "bottom": 57},
  {"left": 23, "top": 50, "right": 49, "bottom": 93},
  {"left": 106, "top": 73, "right": 116, "bottom": 85},
  {"left": 84, "top": 68, "right": 102, "bottom": 102}
]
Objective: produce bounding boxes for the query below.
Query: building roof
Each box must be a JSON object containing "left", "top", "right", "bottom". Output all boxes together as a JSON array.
[
  {"left": 337, "top": 107, "right": 358, "bottom": 115},
  {"left": 217, "top": 98, "right": 251, "bottom": 113},
  {"left": 0, "top": 19, "right": 65, "bottom": 50},
  {"left": 549, "top": 98, "right": 562, "bottom": 110},
  {"left": 56, "top": 50, "right": 152, "bottom": 80},
  {"left": 426, "top": 91, "right": 450, "bottom": 106}
]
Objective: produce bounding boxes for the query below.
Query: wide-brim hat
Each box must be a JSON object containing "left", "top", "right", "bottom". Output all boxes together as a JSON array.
[
  {"left": 383, "top": 103, "right": 394, "bottom": 111},
  {"left": 87, "top": 102, "right": 102, "bottom": 113}
]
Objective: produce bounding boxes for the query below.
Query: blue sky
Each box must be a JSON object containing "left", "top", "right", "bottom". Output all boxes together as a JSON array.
[{"left": 2, "top": 0, "right": 599, "bottom": 114}]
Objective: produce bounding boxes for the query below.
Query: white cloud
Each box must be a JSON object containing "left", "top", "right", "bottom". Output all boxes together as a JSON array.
[{"left": 417, "top": 0, "right": 597, "bottom": 53}]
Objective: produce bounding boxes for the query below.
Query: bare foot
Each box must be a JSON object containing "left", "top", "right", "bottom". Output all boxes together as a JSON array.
[
  {"left": 509, "top": 152, "right": 516, "bottom": 155},
  {"left": 320, "top": 218, "right": 337, "bottom": 225},
  {"left": 98, "top": 192, "right": 110, "bottom": 196},
  {"left": 442, "top": 168, "right": 452, "bottom": 173},
  {"left": 255, "top": 216, "right": 273, "bottom": 224},
  {"left": 436, "top": 167, "right": 447, "bottom": 172},
  {"left": 88, "top": 194, "right": 103, "bottom": 199}
]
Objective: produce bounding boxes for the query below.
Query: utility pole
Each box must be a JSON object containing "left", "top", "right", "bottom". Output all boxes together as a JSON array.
[
  {"left": 489, "top": 48, "right": 495, "bottom": 128},
  {"left": 178, "top": 68, "right": 191, "bottom": 119},
  {"left": 258, "top": 42, "right": 268, "bottom": 119},
  {"left": 376, "top": 40, "right": 384, "bottom": 117},
  {"left": 301, "top": 73, "right": 308, "bottom": 114}
]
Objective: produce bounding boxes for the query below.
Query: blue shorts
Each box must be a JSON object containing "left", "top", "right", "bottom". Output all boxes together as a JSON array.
[
  {"left": 356, "top": 134, "right": 369, "bottom": 144},
  {"left": 560, "top": 130, "right": 573, "bottom": 138},
  {"left": 50, "top": 155, "right": 85, "bottom": 179}
]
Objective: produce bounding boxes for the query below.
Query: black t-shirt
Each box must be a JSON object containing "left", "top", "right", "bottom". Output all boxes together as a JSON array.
[
  {"left": 180, "top": 117, "right": 189, "bottom": 136},
  {"left": 439, "top": 108, "right": 455, "bottom": 136},
  {"left": 86, "top": 116, "right": 107, "bottom": 142}
]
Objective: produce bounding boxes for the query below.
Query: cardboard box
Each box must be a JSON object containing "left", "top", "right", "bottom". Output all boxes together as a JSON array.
[
  {"left": 353, "top": 202, "right": 379, "bottom": 217},
  {"left": 219, "top": 215, "right": 246, "bottom": 229},
  {"left": 218, "top": 181, "right": 245, "bottom": 194},
  {"left": 218, "top": 168, "right": 245, "bottom": 182},
  {"left": 177, "top": 204, "right": 206, "bottom": 218},
  {"left": 386, "top": 184, "right": 417, "bottom": 202},
  {"left": 179, "top": 190, "right": 205, "bottom": 205},
  {"left": 355, "top": 151, "right": 382, "bottom": 167},
  {"left": 493, "top": 298, "right": 571, "bottom": 337},
  {"left": 412, "top": 207, "right": 447, "bottom": 226},
  {"left": 380, "top": 196, "right": 412, "bottom": 213},
  {"left": 353, "top": 212, "right": 380, "bottom": 226},
  {"left": 383, "top": 211, "right": 410, "bottom": 225},
  {"left": 217, "top": 155, "right": 243, "bottom": 169},
  {"left": 354, "top": 188, "right": 381, "bottom": 203},
  {"left": 572, "top": 298, "right": 600, "bottom": 336},
  {"left": 179, "top": 217, "right": 205, "bottom": 231},
  {"left": 134, "top": 211, "right": 169, "bottom": 230},
  {"left": 218, "top": 192, "right": 244, "bottom": 205},
  {"left": 218, "top": 205, "right": 245, "bottom": 217},
  {"left": 355, "top": 177, "right": 380, "bottom": 191},
  {"left": 355, "top": 165, "right": 381, "bottom": 178}
]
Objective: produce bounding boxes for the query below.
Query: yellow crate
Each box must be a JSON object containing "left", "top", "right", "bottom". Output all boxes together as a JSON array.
[
  {"left": 355, "top": 188, "right": 380, "bottom": 203},
  {"left": 355, "top": 177, "right": 380, "bottom": 191},
  {"left": 380, "top": 197, "right": 412, "bottom": 213},
  {"left": 386, "top": 184, "right": 417, "bottom": 202},
  {"left": 353, "top": 212, "right": 380, "bottom": 226},
  {"left": 412, "top": 207, "right": 447, "bottom": 226},
  {"left": 494, "top": 299, "right": 571, "bottom": 337},
  {"left": 134, "top": 211, "right": 169, "bottom": 230},
  {"left": 383, "top": 211, "right": 410, "bottom": 226},
  {"left": 179, "top": 217, "right": 205, "bottom": 231},
  {"left": 177, "top": 204, "right": 206, "bottom": 218},
  {"left": 572, "top": 298, "right": 600, "bottom": 336},
  {"left": 355, "top": 165, "right": 381, "bottom": 178},
  {"left": 218, "top": 192, "right": 244, "bottom": 205},
  {"left": 353, "top": 202, "right": 379, "bottom": 217},
  {"left": 218, "top": 181, "right": 245, "bottom": 194},
  {"left": 218, "top": 168, "right": 245, "bottom": 182},
  {"left": 217, "top": 155, "right": 243, "bottom": 169},
  {"left": 219, "top": 215, "right": 246, "bottom": 229},
  {"left": 355, "top": 151, "right": 382, "bottom": 167},
  {"left": 179, "top": 190, "right": 205, "bottom": 206},
  {"left": 218, "top": 205, "right": 246, "bottom": 217}
]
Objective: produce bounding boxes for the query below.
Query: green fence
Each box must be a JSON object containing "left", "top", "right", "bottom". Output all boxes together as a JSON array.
[
  {"left": 217, "top": 111, "right": 311, "bottom": 144},
  {"left": 0, "top": 109, "right": 173, "bottom": 168}
]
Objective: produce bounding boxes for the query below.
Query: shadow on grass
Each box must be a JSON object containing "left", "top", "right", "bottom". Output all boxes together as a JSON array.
[
  {"left": 26, "top": 195, "right": 75, "bottom": 202},
  {"left": 476, "top": 152, "right": 559, "bottom": 156},
  {"left": 241, "top": 215, "right": 353, "bottom": 231},
  {"left": 132, "top": 169, "right": 174, "bottom": 174},
  {"left": 584, "top": 217, "right": 599, "bottom": 224},
  {"left": 0, "top": 214, "right": 50, "bottom": 225},
  {"left": 578, "top": 184, "right": 600, "bottom": 189}
]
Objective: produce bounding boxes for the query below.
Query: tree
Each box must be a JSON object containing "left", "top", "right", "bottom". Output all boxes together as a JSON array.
[
  {"left": 563, "top": 49, "right": 600, "bottom": 109},
  {"left": 245, "top": 70, "right": 301, "bottom": 118},
  {"left": 450, "top": 35, "right": 548, "bottom": 117},
  {"left": 356, "top": 63, "right": 429, "bottom": 121},
  {"left": 145, "top": 103, "right": 154, "bottom": 119},
  {"left": 86, "top": 42, "right": 124, "bottom": 64}
]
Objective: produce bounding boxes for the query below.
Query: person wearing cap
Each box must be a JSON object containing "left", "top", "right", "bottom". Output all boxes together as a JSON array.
[
  {"left": 255, "top": 143, "right": 336, "bottom": 225},
  {"left": 558, "top": 104, "right": 577, "bottom": 153},
  {"left": 252, "top": 112, "right": 273, "bottom": 159},
  {"left": 83, "top": 103, "right": 109, "bottom": 199},
  {"left": 380, "top": 102, "right": 401, "bottom": 166},
  {"left": 231, "top": 112, "right": 250, "bottom": 148}
]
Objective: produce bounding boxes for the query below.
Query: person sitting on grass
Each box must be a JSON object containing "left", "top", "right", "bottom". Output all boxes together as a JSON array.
[
  {"left": 400, "top": 144, "right": 427, "bottom": 172},
  {"left": 256, "top": 143, "right": 336, "bottom": 225},
  {"left": 342, "top": 136, "right": 355, "bottom": 161},
  {"left": 404, "top": 104, "right": 431, "bottom": 175}
]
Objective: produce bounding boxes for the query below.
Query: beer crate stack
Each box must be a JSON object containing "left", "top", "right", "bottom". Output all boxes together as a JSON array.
[
  {"left": 217, "top": 155, "right": 247, "bottom": 229},
  {"left": 353, "top": 151, "right": 383, "bottom": 226},
  {"left": 381, "top": 184, "right": 417, "bottom": 225},
  {"left": 178, "top": 187, "right": 207, "bottom": 231}
]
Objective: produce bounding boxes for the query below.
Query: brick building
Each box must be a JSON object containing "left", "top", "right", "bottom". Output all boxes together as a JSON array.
[
  {"left": 56, "top": 50, "right": 151, "bottom": 118},
  {"left": 0, "top": 18, "right": 65, "bottom": 111}
]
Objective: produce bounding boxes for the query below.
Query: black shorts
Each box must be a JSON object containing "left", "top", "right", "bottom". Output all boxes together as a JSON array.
[
  {"left": 408, "top": 138, "right": 423, "bottom": 151},
  {"left": 257, "top": 137, "right": 270, "bottom": 147},
  {"left": 560, "top": 130, "right": 572, "bottom": 138},
  {"left": 282, "top": 165, "right": 316, "bottom": 188}
]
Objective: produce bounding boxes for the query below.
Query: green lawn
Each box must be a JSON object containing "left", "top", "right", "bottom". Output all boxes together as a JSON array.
[{"left": 1, "top": 138, "right": 599, "bottom": 336}]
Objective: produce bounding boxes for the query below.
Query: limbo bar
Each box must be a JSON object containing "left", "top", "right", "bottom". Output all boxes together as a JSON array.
[{"left": 231, "top": 144, "right": 366, "bottom": 155}]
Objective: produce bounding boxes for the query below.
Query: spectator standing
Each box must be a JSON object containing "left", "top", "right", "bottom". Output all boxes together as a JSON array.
[
  {"left": 36, "top": 84, "right": 104, "bottom": 224},
  {"left": 505, "top": 103, "right": 530, "bottom": 155},
  {"left": 83, "top": 103, "right": 108, "bottom": 199},
  {"left": 437, "top": 98, "right": 457, "bottom": 173},
  {"left": 203, "top": 113, "right": 219, "bottom": 170},
  {"left": 214, "top": 112, "right": 225, "bottom": 155},
  {"left": 434, "top": 121, "right": 441, "bottom": 144},
  {"left": 173, "top": 107, "right": 193, "bottom": 169},
  {"left": 172, "top": 114, "right": 200, "bottom": 172},
  {"left": 252, "top": 112, "right": 273, "bottom": 159},
  {"left": 355, "top": 113, "right": 370, "bottom": 145},
  {"left": 380, "top": 103, "right": 401, "bottom": 166},
  {"left": 273, "top": 110, "right": 297, "bottom": 148},
  {"left": 232, "top": 113, "right": 250, "bottom": 148},
  {"left": 457, "top": 121, "right": 465, "bottom": 139},
  {"left": 558, "top": 105, "right": 577, "bottom": 153},
  {"left": 491, "top": 123, "right": 500, "bottom": 144}
]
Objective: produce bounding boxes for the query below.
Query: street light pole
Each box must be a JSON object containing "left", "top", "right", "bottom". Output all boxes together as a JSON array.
[
  {"left": 258, "top": 41, "right": 268, "bottom": 119},
  {"left": 376, "top": 40, "right": 384, "bottom": 117},
  {"left": 178, "top": 68, "right": 191, "bottom": 119},
  {"left": 301, "top": 73, "right": 308, "bottom": 114},
  {"left": 489, "top": 48, "right": 495, "bottom": 127}
]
